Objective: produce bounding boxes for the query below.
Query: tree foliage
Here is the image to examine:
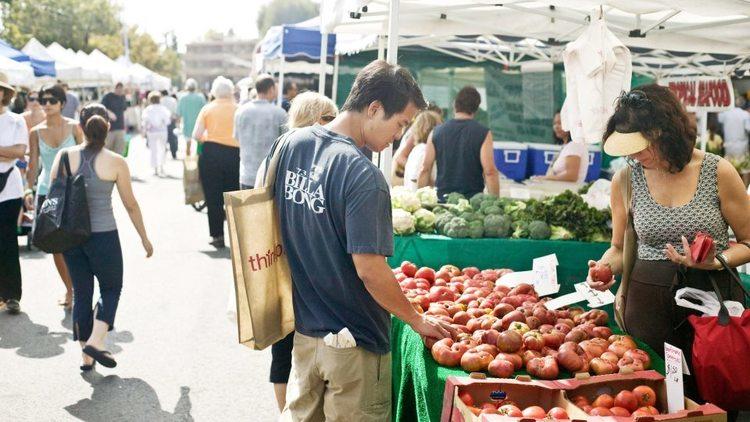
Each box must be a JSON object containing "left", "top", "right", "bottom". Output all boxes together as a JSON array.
[
  {"left": 0, "top": 0, "right": 181, "bottom": 82},
  {"left": 256, "top": 0, "right": 318, "bottom": 37},
  {"left": 1, "top": 0, "right": 121, "bottom": 52}
]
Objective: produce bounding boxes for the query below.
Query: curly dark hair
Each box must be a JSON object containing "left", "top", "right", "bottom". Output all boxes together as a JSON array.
[{"left": 603, "top": 84, "right": 695, "bottom": 173}]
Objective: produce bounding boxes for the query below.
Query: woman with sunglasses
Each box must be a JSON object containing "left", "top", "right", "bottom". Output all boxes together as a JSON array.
[
  {"left": 587, "top": 85, "right": 750, "bottom": 418},
  {"left": 27, "top": 84, "right": 82, "bottom": 310},
  {"left": 22, "top": 90, "right": 45, "bottom": 133}
]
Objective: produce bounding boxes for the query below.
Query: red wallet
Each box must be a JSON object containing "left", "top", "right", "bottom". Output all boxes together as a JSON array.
[{"left": 690, "top": 232, "right": 715, "bottom": 263}]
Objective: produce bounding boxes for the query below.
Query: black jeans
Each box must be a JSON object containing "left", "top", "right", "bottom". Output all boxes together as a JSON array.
[
  {"left": 63, "top": 230, "right": 123, "bottom": 341},
  {"left": 0, "top": 198, "right": 23, "bottom": 301},
  {"left": 199, "top": 142, "right": 239, "bottom": 238},
  {"left": 167, "top": 120, "right": 177, "bottom": 158}
]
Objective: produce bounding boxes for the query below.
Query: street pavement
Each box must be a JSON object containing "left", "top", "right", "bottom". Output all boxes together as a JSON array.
[{"left": 1, "top": 138, "right": 278, "bottom": 421}]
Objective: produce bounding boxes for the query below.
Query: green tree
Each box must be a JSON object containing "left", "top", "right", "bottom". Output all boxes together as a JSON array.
[
  {"left": 0, "top": 0, "right": 121, "bottom": 51},
  {"left": 256, "top": 0, "right": 318, "bottom": 37}
]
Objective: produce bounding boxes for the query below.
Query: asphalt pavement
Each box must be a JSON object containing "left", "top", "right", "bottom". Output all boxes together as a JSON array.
[{"left": 1, "top": 137, "right": 278, "bottom": 421}]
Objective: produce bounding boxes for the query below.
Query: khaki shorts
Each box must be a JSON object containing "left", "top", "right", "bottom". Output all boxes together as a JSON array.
[
  {"left": 279, "top": 332, "right": 391, "bottom": 422},
  {"left": 105, "top": 130, "right": 126, "bottom": 156}
]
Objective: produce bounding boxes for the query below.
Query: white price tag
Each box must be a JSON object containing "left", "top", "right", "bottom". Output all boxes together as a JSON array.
[
  {"left": 544, "top": 291, "right": 586, "bottom": 310},
  {"left": 574, "top": 282, "right": 615, "bottom": 308},
  {"left": 533, "top": 254, "right": 560, "bottom": 297},
  {"left": 664, "top": 343, "right": 687, "bottom": 413}
]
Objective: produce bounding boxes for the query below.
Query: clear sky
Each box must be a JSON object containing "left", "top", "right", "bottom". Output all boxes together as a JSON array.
[{"left": 117, "top": 0, "right": 275, "bottom": 50}]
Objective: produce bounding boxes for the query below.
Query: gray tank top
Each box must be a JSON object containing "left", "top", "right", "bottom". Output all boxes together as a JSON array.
[
  {"left": 77, "top": 148, "right": 117, "bottom": 232},
  {"left": 631, "top": 152, "right": 728, "bottom": 260}
]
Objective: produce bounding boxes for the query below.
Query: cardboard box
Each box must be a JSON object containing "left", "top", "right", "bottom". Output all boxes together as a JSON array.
[
  {"left": 442, "top": 371, "right": 726, "bottom": 422},
  {"left": 443, "top": 374, "right": 589, "bottom": 422},
  {"left": 556, "top": 371, "right": 726, "bottom": 422}
]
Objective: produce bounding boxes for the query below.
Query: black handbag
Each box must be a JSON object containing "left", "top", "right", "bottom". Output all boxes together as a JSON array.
[
  {"left": 0, "top": 166, "right": 13, "bottom": 193},
  {"left": 32, "top": 151, "right": 91, "bottom": 253}
]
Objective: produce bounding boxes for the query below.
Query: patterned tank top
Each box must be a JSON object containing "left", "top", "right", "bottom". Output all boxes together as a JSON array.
[{"left": 631, "top": 152, "right": 728, "bottom": 260}]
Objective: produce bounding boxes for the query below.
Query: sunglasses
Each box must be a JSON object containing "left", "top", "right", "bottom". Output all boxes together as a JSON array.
[
  {"left": 27, "top": 96, "right": 38, "bottom": 102},
  {"left": 320, "top": 115, "right": 335, "bottom": 123},
  {"left": 618, "top": 90, "right": 651, "bottom": 109},
  {"left": 39, "top": 97, "right": 60, "bottom": 105}
]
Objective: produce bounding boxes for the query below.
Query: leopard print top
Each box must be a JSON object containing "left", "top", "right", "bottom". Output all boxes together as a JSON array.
[{"left": 631, "top": 152, "right": 728, "bottom": 260}]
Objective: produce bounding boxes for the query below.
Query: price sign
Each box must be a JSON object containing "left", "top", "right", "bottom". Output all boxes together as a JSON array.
[
  {"left": 574, "top": 282, "right": 615, "bottom": 308},
  {"left": 664, "top": 343, "right": 687, "bottom": 413}
]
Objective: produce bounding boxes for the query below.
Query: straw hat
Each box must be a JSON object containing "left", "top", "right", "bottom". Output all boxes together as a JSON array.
[
  {"left": 603, "top": 131, "right": 650, "bottom": 157},
  {"left": 0, "top": 72, "right": 16, "bottom": 94}
]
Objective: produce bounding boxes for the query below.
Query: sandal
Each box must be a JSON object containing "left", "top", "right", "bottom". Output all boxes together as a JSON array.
[
  {"left": 80, "top": 361, "right": 96, "bottom": 371},
  {"left": 83, "top": 345, "right": 117, "bottom": 368}
]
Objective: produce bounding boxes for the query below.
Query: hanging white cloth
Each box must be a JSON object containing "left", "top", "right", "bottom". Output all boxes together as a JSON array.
[{"left": 561, "top": 16, "right": 632, "bottom": 144}]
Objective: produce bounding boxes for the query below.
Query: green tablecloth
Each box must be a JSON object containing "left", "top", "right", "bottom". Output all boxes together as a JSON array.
[
  {"left": 391, "top": 317, "right": 665, "bottom": 422},
  {"left": 389, "top": 235, "right": 610, "bottom": 294}
]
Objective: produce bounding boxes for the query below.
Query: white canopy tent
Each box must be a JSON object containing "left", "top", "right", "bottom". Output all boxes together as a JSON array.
[
  {"left": 321, "top": 0, "right": 750, "bottom": 177},
  {"left": 0, "top": 55, "right": 35, "bottom": 86},
  {"left": 46, "top": 42, "right": 108, "bottom": 87},
  {"left": 327, "top": 1, "right": 750, "bottom": 78}
]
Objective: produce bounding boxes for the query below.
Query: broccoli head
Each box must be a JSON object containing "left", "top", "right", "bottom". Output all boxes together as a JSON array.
[
  {"left": 484, "top": 214, "right": 512, "bottom": 238},
  {"left": 445, "top": 217, "right": 470, "bottom": 238},
  {"left": 528, "top": 220, "right": 552, "bottom": 240}
]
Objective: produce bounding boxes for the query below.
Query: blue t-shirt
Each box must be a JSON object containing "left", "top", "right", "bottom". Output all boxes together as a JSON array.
[{"left": 274, "top": 125, "right": 394, "bottom": 354}]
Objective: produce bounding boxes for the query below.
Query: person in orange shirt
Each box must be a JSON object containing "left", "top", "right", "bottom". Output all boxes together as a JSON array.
[{"left": 192, "top": 76, "right": 239, "bottom": 248}]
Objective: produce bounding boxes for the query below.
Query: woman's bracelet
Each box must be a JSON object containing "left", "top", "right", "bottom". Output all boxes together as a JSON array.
[{"left": 24, "top": 189, "right": 34, "bottom": 196}]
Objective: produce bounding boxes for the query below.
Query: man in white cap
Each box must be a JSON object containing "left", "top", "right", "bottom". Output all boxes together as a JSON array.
[{"left": 0, "top": 72, "right": 29, "bottom": 314}]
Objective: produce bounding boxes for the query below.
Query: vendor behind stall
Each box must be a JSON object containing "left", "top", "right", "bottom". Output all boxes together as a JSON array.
[
  {"left": 534, "top": 112, "right": 589, "bottom": 183},
  {"left": 587, "top": 85, "right": 750, "bottom": 419},
  {"left": 418, "top": 86, "right": 499, "bottom": 199}
]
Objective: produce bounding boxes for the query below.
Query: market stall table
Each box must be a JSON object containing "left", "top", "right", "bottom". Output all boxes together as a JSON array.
[{"left": 389, "top": 234, "right": 610, "bottom": 296}]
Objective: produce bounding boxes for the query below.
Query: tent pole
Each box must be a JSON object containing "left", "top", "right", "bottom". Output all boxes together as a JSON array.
[
  {"left": 379, "top": 0, "right": 400, "bottom": 186},
  {"left": 699, "top": 110, "right": 708, "bottom": 152},
  {"left": 319, "top": 32, "right": 328, "bottom": 94},
  {"left": 278, "top": 60, "right": 285, "bottom": 105},
  {"left": 372, "top": 36, "right": 385, "bottom": 168},
  {"left": 332, "top": 54, "right": 340, "bottom": 104}
]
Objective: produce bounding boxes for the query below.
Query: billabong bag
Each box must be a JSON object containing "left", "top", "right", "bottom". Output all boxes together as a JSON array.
[
  {"left": 223, "top": 132, "right": 294, "bottom": 350},
  {"left": 32, "top": 151, "right": 90, "bottom": 253}
]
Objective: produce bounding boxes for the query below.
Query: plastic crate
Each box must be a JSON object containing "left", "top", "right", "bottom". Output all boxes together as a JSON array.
[
  {"left": 493, "top": 142, "right": 528, "bottom": 181},
  {"left": 527, "top": 144, "right": 562, "bottom": 177},
  {"left": 585, "top": 144, "right": 603, "bottom": 182}
]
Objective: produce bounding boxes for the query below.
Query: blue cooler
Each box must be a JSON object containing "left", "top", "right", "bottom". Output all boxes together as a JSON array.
[
  {"left": 527, "top": 144, "right": 562, "bottom": 177},
  {"left": 493, "top": 141, "right": 528, "bottom": 181},
  {"left": 585, "top": 144, "right": 603, "bottom": 182}
]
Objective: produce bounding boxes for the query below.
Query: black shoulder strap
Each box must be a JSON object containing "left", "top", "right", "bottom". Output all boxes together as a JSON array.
[{"left": 57, "top": 151, "right": 72, "bottom": 178}]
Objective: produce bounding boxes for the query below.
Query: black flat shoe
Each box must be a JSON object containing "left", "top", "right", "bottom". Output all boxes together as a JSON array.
[
  {"left": 80, "top": 361, "right": 96, "bottom": 371},
  {"left": 82, "top": 345, "right": 117, "bottom": 368}
]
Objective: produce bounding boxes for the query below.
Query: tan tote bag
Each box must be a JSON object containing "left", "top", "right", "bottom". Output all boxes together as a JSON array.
[
  {"left": 223, "top": 134, "right": 294, "bottom": 350},
  {"left": 183, "top": 155, "right": 204, "bottom": 205},
  {"left": 614, "top": 166, "right": 635, "bottom": 332}
]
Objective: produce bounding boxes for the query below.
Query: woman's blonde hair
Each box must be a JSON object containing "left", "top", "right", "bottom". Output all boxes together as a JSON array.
[
  {"left": 410, "top": 110, "right": 442, "bottom": 144},
  {"left": 288, "top": 91, "right": 338, "bottom": 129}
]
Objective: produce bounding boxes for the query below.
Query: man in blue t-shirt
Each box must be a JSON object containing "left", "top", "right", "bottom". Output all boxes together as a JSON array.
[{"left": 276, "top": 60, "right": 453, "bottom": 421}]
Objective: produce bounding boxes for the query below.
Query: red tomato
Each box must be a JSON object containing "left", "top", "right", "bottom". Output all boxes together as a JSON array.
[
  {"left": 522, "top": 406, "right": 546, "bottom": 419},
  {"left": 400, "top": 261, "right": 417, "bottom": 278},
  {"left": 458, "top": 391, "right": 474, "bottom": 407},
  {"left": 414, "top": 267, "right": 436, "bottom": 283},
  {"left": 547, "top": 407, "right": 569, "bottom": 420},
  {"left": 614, "top": 390, "right": 639, "bottom": 412},
  {"left": 632, "top": 385, "right": 657, "bottom": 407},
  {"left": 589, "top": 406, "right": 613, "bottom": 416},
  {"left": 609, "top": 406, "right": 631, "bottom": 417},
  {"left": 592, "top": 394, "right": 614, "bottom": 409}
]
